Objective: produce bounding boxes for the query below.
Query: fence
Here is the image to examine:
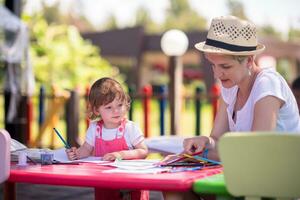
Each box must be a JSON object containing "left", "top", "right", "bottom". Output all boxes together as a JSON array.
[{"left": 1, "top": 84, "right": 220, "bottom": 148}]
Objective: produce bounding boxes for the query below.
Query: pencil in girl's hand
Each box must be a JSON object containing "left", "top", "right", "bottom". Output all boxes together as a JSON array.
[{"left": 53, "top": 128, "right": 71, "bottom": 149}]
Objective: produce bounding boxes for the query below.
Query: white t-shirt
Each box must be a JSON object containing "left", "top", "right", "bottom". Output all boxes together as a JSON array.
[
  {"left": 222, "top": 67, "right": 300, "bottom": 132},
  {"left": 85, "top": 120, "right": 145, "bottom": 149}
]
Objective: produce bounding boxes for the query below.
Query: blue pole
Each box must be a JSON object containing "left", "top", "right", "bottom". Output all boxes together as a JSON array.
[
  {"left": 158, "top": 85, "right": 167, "bottom": 136},
  {"left": 38, "top": 85, "right": 45, "bottom": 128}
]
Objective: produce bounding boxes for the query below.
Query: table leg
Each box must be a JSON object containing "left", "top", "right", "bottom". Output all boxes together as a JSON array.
[{"left": 4, "top": 181, "right": 16, "bottom": 200}]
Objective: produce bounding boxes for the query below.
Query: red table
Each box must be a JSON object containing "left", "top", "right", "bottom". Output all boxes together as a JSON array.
[{"left": 5, "top": 163, "right": 222, "bottom": 200}]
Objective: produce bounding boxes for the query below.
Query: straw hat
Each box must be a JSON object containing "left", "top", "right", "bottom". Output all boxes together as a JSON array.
[{"left": 195, "top": 15, "right": 265, "bottom": 55}]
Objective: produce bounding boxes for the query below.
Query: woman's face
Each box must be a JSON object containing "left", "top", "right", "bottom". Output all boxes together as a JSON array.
[{"left": 205, "top": 53, "right": 249, "bottom": 88}]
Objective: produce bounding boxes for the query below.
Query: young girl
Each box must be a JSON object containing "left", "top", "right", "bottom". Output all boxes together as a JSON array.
[
  {"left": 66, "top": 77, "right": 148, "bottom": 161},
  {"left": 66, "top": 77, "right": 149, "bottom": 200}
]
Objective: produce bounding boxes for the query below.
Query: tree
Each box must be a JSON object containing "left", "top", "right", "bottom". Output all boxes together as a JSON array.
[
  {"left": 27, "top": 1, "right": 95, "bottom": 32},
  {"left": 104, "top": 14, "right": 118, "bottom": 30},
  {"left": 227, "top": 0, "right": 247, "bottom": 20},
  {"left": 288, "top": 28, "right": 300, "bottom": 43},
  {"left": 134, "top": 6, "right": 161, "bottom": 33},
  {"left": 23, "top": 14, "right": 122, "bottom": 92},
  {"left": 163, "top": 0, "right": 207, "bottom": 31},
  {"left": 259, "top": 25, "right": 282, "bottom": 39},
  {"left": 226, "top": 0, "right": 284, "bottom": 40}
]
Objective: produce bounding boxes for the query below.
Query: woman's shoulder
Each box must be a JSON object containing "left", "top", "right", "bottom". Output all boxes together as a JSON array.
[
  {"left": 255, "top": 67, "right": 284, "bottom": 87},
  {"left": 258, "top": 67, "right": 281, "bottom": 80},
  {"left": 252, "top": 67, "right": 291, "bottom": 101}
]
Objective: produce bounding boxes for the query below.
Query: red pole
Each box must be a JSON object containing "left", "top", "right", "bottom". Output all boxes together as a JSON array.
[
  {"left": 142, "top": 85, "right": 152, "bottom": 138},
  {"left": 211, "top": 83, "right": 220, "bottom": 121}
]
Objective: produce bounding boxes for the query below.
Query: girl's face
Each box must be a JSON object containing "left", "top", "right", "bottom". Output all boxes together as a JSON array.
[
  {"left": 205, "top": 53, "right": 249, "bottom": 88},
  {"left": 95, "top": 98, "right": 127, "bottom": 128}
]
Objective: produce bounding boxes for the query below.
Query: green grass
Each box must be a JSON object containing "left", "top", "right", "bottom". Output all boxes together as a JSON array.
[{"left": 0, "top": 96, "right": 213, "bottom": 148}]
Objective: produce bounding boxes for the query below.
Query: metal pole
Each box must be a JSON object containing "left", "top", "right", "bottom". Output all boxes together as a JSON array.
[
  {"left": 195, "top": 87, "right": 203, "bottom": 136},
  {"left": 168, "top": 56, "right": 182, "bottom": 135}
]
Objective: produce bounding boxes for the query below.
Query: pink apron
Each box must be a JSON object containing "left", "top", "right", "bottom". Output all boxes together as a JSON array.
[
  {"left": 94, "top": 119, "right": 149, "bottom": 200},
  {"left": 94, "top": 119, "right": 128, "bottom": 157}
]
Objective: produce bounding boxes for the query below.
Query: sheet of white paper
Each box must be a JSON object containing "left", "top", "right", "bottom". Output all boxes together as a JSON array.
[
  {"left": 52, "top": 148, "right": 107, "bottom": 164},
  {"left": 106, "top": 159, "right": 161, "bottom": 170},
  {"left": 77, "top": 156, "right": 104, "bottom": 163},
  {"left": 103, "top": 167, "right": 170, "bottom": 174},
  {"left": 145, "top": 136, "right": 184, "bottom": 154},
  {"left": 52, "top": 148, "right": 72, "bottom": 163}
]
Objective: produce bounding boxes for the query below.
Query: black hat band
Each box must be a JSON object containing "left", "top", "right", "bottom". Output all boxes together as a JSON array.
[{"left": 205, "top": 38, "right": 257, "bottom": 52}]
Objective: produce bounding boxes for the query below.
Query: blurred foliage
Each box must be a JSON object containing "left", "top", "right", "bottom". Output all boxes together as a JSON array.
[
  {"left": 288, "top": 28, "right": 300, "bottom": 43},
  {"left": 277, "top": 59, "right": 293, "bottom": 81},
  {"left": 134, "top": 6, "right": 162, "bottom": 33},
  {"left": 226, "top": 0, "right": 281, "bottom": 39},
  {"left": 104, "top": 14, "right": 118, "bottom": 30},
  {"left": 132, "top": 0, "right": 207, "bottom": 33},
  {"left": 258, "top": 25, "right": 282, "bottom": 39},
  {"left": 163, "top": 0, "right": 207, "bottom": 31},
  {"left": 227, "top": 0, "right": 247, "bottom": 20},
  {"left": 22, "top": 14, "right": 122, "bottom": 92},
  {"left": 33, "top": 1, "right": 95, "bottom": 32}
]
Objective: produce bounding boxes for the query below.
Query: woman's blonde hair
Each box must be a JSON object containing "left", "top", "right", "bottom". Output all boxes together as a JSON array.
[{"left": 87, "top": 77, "right": 130, "bottom": 120}]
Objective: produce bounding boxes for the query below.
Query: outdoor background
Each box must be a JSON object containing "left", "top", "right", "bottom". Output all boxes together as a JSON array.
[{"left": 1, "top": 0, "right": 300, "bottom": 149}]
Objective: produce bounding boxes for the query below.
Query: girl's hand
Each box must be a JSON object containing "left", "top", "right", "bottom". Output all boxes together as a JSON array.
[
  {"left": 183, "top": 136, "right": 209, "bottom": 154},
  {"left": 103, "top": 152, "right": 122, "bottom": 161},
  {"left": 66, "top": 147, "right": 78, "bottom": 160}
]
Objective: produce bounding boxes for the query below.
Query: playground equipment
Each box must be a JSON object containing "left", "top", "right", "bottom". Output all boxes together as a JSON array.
[{"left": 34, "top": 85, "right": 70, "bottom": 148}]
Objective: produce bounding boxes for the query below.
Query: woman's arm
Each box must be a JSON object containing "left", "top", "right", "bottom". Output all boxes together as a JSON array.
[
  {"left": 210, "top": 97, "right": 230, "bottom": 145},
  {"left": 183, "top": 97, "right": 229, "bottom": 161},
  {"left": 252, "top": 96, "right": 283, "bottom": 131},
  {"left": 102, "top": 141, "right": 148, "bottom": 161},
  {"left": 207, "top": 97, "right": 230, "bottom": 161}
]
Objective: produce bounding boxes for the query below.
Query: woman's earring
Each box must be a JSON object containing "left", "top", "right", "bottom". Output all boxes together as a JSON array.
[{"left": 248, "top": 68, "right": 251, "bottom": 76}]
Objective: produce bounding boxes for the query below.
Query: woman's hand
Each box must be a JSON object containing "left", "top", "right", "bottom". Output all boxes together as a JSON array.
[
  {"left": 183, "top": 136, "right": 209, "bottom": 154},
  {"left": 103, "top": 152, "right": 122, "bottom": 161},
  {"left": 66, "top": 147, "right": 78, "bottom": 160}
]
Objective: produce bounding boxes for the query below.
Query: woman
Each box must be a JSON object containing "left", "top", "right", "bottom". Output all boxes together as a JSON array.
[{"left": 183, "top": 15, "right": 300, "bottom": 161}]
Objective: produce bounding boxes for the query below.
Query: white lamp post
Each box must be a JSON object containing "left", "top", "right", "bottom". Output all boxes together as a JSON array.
[{"left": 161, "top": 29, "right": 188, "bottom": 135}]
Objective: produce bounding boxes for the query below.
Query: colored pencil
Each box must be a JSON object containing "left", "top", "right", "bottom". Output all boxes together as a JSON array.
[{"left": 53, "top": 128, "right": 71, "bottom": 149}]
